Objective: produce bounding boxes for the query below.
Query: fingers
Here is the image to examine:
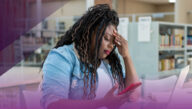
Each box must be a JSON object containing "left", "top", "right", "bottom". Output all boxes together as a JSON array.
[
  {"left": 113, "top": 34, "right": 121, "bottom": 46},
  {"left": 128, "top": 90, "right": 141, "bottom": 102},
  {"left": 113, "top": 30, "right": 123, "bottom": 46},
  {"left": 113, "top": 30, "right": 120, "bottom": 39},
  {"left": 113, "top": 30, "right": 123, "bottom": 39},
  {"left": 114, "top": 39, "right": 121, "bottom": 46},
  {"left": 119, "top": 90, "right": 141, "bottom": 103},
  {"left": 115, "top": 35, "right": 121, "bottom": 42},
  {"left": 107, "top": 83, "right": 119, "bottom": 95},
  {"left": 118, "top": 94, "right": 129, "bottom": 104},
  {"left": 117, "top": 90, "right": 135, "bottom": 102}
]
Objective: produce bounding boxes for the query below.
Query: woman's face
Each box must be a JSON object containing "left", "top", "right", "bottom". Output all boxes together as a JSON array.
[{"left": 99, "top": 24, "right": 116, "bottom": 59}]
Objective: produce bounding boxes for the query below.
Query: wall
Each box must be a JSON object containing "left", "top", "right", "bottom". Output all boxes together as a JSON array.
[
  {"left": 117, "top": 0, "right": 174, "bottom": 22},
  {"left": 117, "top": 0, "right": 156, "bottom": 14},
  {"left": 175, "top": 0, "right": 192, "bottom": 24},
  {"left": 155, "top": 4, "right": 174, "bottom": 12},
  {"left": 29, "top": 0, "right": 86, "bottom": 32}
]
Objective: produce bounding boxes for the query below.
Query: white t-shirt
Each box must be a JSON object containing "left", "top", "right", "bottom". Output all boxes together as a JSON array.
[
  {"left": 96, "top": 61, "right": 113, "bottom": 99},
  {"left": 95, "top": 61, "right": 113, "bottom": 109}
]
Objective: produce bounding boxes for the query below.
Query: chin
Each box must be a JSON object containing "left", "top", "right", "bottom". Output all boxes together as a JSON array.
[
  {"left": 102, "top": 55, "right": 108, "bottom": 59},
  {"left": 99, "top": 55, "right": 107, "bottom": 59}
]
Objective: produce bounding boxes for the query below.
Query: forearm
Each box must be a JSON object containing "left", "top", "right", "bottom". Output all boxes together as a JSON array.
[
  {"left": 123, "top": 54, "right": 139, "bottom": 87},
  {"left": 123, "top": 54, "right": 141, "bottom": 101},
  {"left": 47, "top": 98, "right": 105, "bottom": 109}
]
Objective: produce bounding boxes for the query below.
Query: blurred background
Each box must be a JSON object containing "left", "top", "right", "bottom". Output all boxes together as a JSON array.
[{"left": 1, "top": 0, "right": 192, "bottom": 109}]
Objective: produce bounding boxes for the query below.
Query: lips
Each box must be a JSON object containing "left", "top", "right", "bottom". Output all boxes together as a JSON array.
[{"left": 104, "top": 50, "right": 111, "bottom": 55}]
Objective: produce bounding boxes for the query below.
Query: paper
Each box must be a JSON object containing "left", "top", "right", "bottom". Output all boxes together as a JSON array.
[
  {"left": 118, "top": 17, "right": 129, "bottom": 41},
  {"left": 138, "top": 16, "right": 151, "bottom": 42}
]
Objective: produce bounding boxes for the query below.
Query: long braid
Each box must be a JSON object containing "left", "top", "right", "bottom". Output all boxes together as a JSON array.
[{"left": 107, "top": 53, "right": 125, "bottom": 91}]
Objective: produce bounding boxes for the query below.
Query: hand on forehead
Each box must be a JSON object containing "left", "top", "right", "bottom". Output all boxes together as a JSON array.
[{"left": 105, "top": 25, "right": 117, "bottom": 39}]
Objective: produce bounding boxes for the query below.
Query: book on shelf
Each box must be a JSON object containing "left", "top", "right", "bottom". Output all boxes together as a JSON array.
[
  {"left": 159, "top": 54, "right": 185, "bottom": 71},
  {"left": 159, "top": 58, "right": 175, "bottom": 71},
  {"left": 159, "top": 34, "right": 184, "bottom": 48},
  {"left": 187, "top": 35, "right": 192, "bottom": 45},
  {"left": 188, "top": 29, "right": 192, "bottom": 35}
]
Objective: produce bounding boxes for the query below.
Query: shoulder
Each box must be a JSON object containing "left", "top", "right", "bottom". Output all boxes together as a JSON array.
[
  {"left": 42, "top": 44, "right": 78, "bottom": 72},
  {"left": 53, "top": 44, "right": 76, "bottom": 59},
  {"left": 47, "top": 44, "right": 76, "bottom": 62}
]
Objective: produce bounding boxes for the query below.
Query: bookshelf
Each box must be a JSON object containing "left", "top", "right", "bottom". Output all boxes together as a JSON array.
[
  {"left": 16, "top": 16, "right": 78, "bottom": 67},
  {"left": 159, "top": 23, "right": 185, "bottom": 72},
  {"left": 186, "top": 25, "right": 192, "bottom": 74},
  {"left": 16, "top": 24, "right": 66, "bottom": 67},
  {"left": 14, "top": 20, "right": 192, "bottom": 79},
  {"left": 15, "top": 31, "right": 62, "bottom": 67},
  {"left": 127, "top": 22, "right": 192, "bottom": 79}
]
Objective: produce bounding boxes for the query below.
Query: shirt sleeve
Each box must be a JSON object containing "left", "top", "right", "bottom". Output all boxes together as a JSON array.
[{"left": 40, "top": 48, "right": 74, "bottom": 109}]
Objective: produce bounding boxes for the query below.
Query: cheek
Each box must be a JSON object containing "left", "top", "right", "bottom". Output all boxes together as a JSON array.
[
  {"left": 101, "top": 39, "right": 107, "bottom": 48},
  {"left": 99, "top": 40, "right": 106, "bottom": 54}
]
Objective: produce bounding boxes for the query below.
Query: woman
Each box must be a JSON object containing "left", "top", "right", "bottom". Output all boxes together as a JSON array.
[{"left": 41, "top": 4, "right": 140, "bottom": 109}]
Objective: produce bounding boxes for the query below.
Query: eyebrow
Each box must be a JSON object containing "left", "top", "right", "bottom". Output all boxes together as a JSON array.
[
  {"left": 105, "top": 33, "right": 113, "bottom": 37},
  {"left": 105, "top": 33, "right": 115, "bottom": 41}
]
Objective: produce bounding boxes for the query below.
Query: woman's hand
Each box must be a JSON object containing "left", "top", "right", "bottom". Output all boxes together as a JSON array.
[
  {"left": 113, "top": 30, "right": 141, "bottom": 102},
  {"left": 103, "top": 84, "right": 132, "bottom": 109},
  {"left": 113, "top": 30, "right": 129, "bottom": 58},
  {"left": 128, "top": 89, "right": 141, "bottom": 102}
]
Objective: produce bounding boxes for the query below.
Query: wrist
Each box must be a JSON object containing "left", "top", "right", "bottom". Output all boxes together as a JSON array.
[{"left": 123, "top": 54, "right": 131, "bottom": 59}]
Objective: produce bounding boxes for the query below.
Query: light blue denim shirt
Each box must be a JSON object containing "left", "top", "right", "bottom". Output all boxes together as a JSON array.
[{"left": 40, "top": 43, "right": 125, "bottom": 109}]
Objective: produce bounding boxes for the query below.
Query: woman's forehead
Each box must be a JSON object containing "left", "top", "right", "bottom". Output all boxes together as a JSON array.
[{"left": 105, "top": 25, "right": 116, "bottom": 35}]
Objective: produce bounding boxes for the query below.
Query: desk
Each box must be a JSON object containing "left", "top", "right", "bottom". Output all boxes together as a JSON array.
[
  {"left": 120, "top": 88, "right": 192, "bottom": 109},
  {"left": 183, "top": 80, "right": 192, "bottom": 88},
  {"left": 120, "top": 99, "right": 167, "bottom": 109}
]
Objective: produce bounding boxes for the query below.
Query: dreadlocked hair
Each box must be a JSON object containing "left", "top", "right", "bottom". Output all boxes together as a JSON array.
[{"left": 54, "top": 4, "right": 125, "bottom": 99}]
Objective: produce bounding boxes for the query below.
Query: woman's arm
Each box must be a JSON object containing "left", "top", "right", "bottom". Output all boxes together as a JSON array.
[
  {"left": 113, "top": 30, "right": 141, "bottom": 101},
  {"left": 122, "top": 50, "right": 141, "bottom": 102},
  {"left": 123, "top": 55, "right": 140, "bottom": 87}
]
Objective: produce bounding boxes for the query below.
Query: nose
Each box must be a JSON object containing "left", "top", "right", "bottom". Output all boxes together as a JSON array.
[{"left": 108, "top": 41, "right": 114, "bottom": 50}]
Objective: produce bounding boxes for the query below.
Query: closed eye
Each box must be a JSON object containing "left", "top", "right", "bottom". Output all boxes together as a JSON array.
[{"left": 104, "top": 37, "right": 109, "bottom": 41}]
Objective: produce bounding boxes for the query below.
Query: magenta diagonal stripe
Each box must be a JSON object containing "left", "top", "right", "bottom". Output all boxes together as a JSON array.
[{"left": 0, "top": 0, "right": 69, "bottom": 76}]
